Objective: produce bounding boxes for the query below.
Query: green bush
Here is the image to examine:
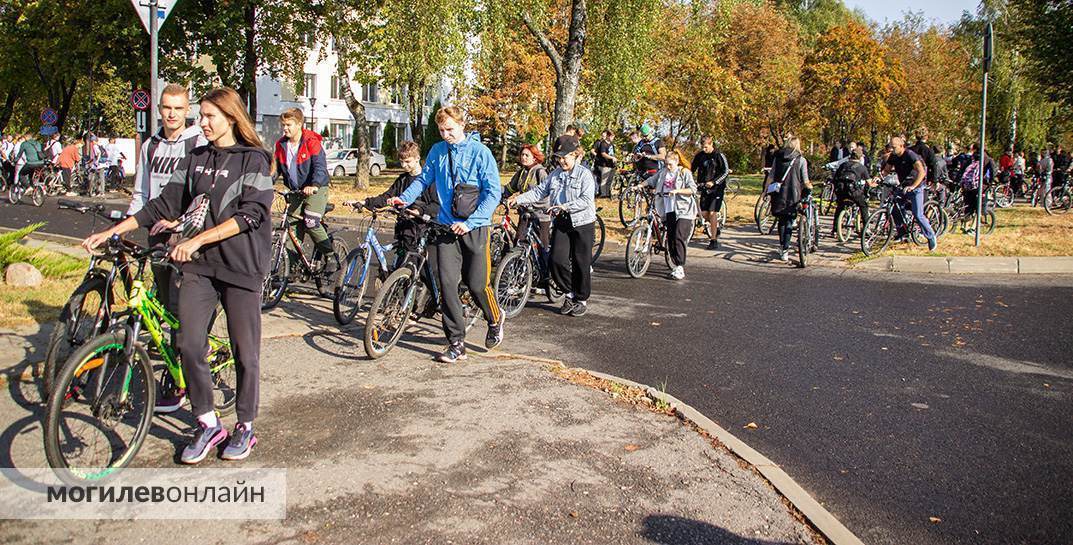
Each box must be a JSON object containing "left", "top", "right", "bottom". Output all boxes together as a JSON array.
[
  {"left": 0, "top": 223, "right": 86, "bottom": 279},
  {"left": 381, "top": 123, "right": 398, "bottom": 162},
  {"left": 421, "top": 100, "right": 443, "bottom": 157}
]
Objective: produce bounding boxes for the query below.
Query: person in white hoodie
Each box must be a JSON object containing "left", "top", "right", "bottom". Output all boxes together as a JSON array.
[
  {"left": 125, "top": 83, "right": 206, "bottom": 414},
  {"left": 636, "top": 149, "right": 697, "bottom": 280}
]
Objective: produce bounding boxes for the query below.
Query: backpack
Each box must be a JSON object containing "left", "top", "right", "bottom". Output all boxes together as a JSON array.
[
  {"left": 961, "top": 161, "right": 981, "bottom": 190},
  {"left": 43, "top": 141, "right": 57, "bottom": 162}
]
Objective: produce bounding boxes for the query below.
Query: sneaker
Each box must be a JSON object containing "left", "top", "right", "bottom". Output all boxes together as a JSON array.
[
  {"left": 568, "top": 300, "right": 588, "bottom": 317},
  {"left": 560, "top": 298, "right": 576, "bottom": 316},
  {"left": 436, "top": 342, "right": 468, "bottom": 363},
  {"left": 706, "top": 240, "right": 718, "bottom": 250},
  {"left": 927, "top": 237, "right": 937, "bottom": 251},
  {"left": 778, "top": 250, "right": 789, "bottom": 263},
  {"left": 154, "top": 388, "right": 187, "bottom": 414},
  {"left": 180, "top": 421, "right": 228, "bottom": 464},
  {"left": 671, "top": 266, "right": 685, "bottom": 280},
  {"left": 485, "top": 320, "right": 504, "bottom": 349},
  {"left": 221, "top": 423, "right": 257, "bottom": 461}
]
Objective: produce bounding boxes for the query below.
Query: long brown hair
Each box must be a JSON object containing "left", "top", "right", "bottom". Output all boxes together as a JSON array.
[{"left": 200, "top": 87, "right": 262, "bottom": 148}]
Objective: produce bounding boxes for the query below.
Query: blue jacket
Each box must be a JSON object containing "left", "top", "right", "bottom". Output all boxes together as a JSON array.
[{"left": 400, "top": 132, "right": 501, "bottom": 230}]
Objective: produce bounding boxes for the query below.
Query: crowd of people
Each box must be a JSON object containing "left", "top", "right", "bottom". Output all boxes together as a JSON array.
[
  {"left": 0, "top": 129, "right": 127, "bottom": 195},
  {"left": 67, "top": 81, "right": 1070, "bottom": 466}
]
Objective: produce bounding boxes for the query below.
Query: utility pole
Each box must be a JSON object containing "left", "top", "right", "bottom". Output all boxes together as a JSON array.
[
  {"left": 976, "top": 22, "right": 994, "bottom": 247},
  {"left": 149, "top": 0, "right": 159, "bottom": 136}
]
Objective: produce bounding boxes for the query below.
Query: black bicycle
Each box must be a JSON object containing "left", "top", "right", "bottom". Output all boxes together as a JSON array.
[
  {"left": 861, "top": 179, "right": 946, "bottom": 256},
  {"left": 261, "top": 190, "right": 349, "bottom": 309},
  {"left": 363, "top": 210, "right": 482, "bottom": 359},
  {"left": 41, "top": 200, "right": 132, "bottom": 395},
  {"left": 493, "top": 205, "right": 567, "bottom": 318},
  {"left": 796, "top": 195, "right": 820, "bottom": 268}
]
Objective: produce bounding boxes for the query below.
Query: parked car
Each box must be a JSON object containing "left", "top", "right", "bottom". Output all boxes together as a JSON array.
[{"left": 325, "top": 148, "right": 387, "bottom": 177}]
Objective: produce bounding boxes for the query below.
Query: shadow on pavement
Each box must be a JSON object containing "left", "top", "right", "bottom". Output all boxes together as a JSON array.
[{"left": 641, "top": 515, "right": 800, "bottom": 545}]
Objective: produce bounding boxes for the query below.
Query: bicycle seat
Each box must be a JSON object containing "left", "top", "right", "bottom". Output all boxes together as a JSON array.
[{"left": 325, "top": 203, "right": 336, "bottom": 214}]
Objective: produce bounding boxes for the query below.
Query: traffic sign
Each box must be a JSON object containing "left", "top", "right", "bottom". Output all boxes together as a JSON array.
[
  {"left": 39, "top": 125, "right": 58, "bottom": 136},
  {"left": 131, "top": 89, "right": 151, "bottom": 111},
  {"left": 136, "top": 111, "right": 148, "bottom": 133},
  {"left": 40, "top": 108, "right": 58, "bottom": 125},
  {"left": 128, "top": 0, "right": 175, "bottom": 34}
]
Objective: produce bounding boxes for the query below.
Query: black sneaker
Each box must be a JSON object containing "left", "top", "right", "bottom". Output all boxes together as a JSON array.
[
  {"left": 485, "top": 320, "right": 504, "bottom": 349},
  {"left": 706, "top": 240, "right": 719, "bottom": 250},
  {"left": 436, "top": 342, "right": 467, "bottom": 363},
  {"left": 568, "top": 300, "right": 588, "bottom": 317},
  {"left": 560, "top": 298, "right": 576, "bottom": 316}
]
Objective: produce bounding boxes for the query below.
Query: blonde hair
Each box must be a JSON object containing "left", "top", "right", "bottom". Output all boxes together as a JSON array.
[
  {"left": 281, "top": 107, "right": 304, "bottom": 124},
  {"left": 200, "top": 87, "right": 262, "bottom": 148},
  {"left": 435, "top": 106, "right": 465, "bottom": 126},
  {"left": 161, "top": 83, "right": 189, "bottom": 99},
  {"left": 668, "top": 149, "right": 690, "bottom": 170}
]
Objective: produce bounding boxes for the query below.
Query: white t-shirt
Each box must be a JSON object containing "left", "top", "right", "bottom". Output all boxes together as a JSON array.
[
  {"left": 103, "top": 143, "right": 121, "bottom": 167},
  {"left": 286, "top": 141, "right": 299, "bottom": 187}
]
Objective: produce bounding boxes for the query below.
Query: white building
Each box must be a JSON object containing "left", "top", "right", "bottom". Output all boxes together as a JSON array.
[{"left": 254, "top": 38, "right": 450, "bottom": 152}]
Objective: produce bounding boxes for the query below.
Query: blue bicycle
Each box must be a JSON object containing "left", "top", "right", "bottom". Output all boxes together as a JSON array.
[{"left": 333, "top": 203, "right": 399, "bottom": 325}]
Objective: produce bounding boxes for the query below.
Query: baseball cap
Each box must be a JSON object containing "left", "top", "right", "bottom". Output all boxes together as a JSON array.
[{"left": 553, "top": 135, "right": 581, "bottom": 157}]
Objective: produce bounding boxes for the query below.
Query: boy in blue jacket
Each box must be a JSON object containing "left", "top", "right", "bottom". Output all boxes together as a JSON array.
[{"left": 391, "top": 106, "right": 503, "bottom": 363}]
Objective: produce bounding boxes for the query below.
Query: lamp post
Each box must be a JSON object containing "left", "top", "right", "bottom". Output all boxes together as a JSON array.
[{"left": 309, "top": 96, "right": 317, "bottom": 133}]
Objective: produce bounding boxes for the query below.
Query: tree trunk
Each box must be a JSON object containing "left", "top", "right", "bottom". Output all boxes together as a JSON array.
[
  {"left": 241, "top": 2, "right": 259, "bottom": 121},
  {"left": 55, "top": 79, "right": 78, "bottom": 133},
  {"left": 523, "top": 0, "right": 586, "bottom": 143},
  {"left": 0, "top": 88, "right": 20, "bottom": 134},
  {"left": 336, "top": 60, "right": 370, "bottom": 189}
]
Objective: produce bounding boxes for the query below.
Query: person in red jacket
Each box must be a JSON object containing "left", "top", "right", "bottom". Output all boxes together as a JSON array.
[{"left": 273, "top": 107, "right": 334, "bottom": 264}]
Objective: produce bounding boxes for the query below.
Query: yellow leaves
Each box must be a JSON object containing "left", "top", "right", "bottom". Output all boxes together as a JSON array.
[{"left": 743, "top": 422, "right": 759, "bottom": 430}]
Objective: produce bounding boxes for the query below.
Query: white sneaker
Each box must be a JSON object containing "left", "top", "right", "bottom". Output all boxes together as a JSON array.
[
  {"left": 778, "top": 250, "right": 789, "bottom": 262},
  {"left": 671, "top": 266, "right": 685, "bottom": 280}
]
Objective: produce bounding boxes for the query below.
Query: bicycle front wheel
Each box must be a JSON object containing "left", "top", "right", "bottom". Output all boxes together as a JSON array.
[
  {"left": 861, "top": 209, "right": 894, "bottom": 257},
  {"left": 261, "top": 230, "right": 289, "bottom": 310},
  {"left": 363, "top": 267, "right": 417, "bottom": 359},
  {"left": 625, "top": 221, "right": 653, "bottom": 278},
  {"left": 1045, "top": 188, "right": 1071, "bottom": 215},
  {"left": 44, "top": 330, "right": 154, "bottom": 483},
  {"left": 44, "top": 274, "right": 110, "bottom": 396},
  {"left": 333, "top": 248, "right": 371, "bottom": 325},
  {"left": 30, "top": 185, "right": 45, "bottom": 207},
  {"left": 619, "top": 189, "right": 640, "bottom": 227},
  {"left": 493, "top": 249, "right": 534, "bottom": 319},
  {"left": 796, "top": 213, "right": 810, "bottom": 268},
  {"left": 835, "top": 208, "right": 855, "bottom": 243}
]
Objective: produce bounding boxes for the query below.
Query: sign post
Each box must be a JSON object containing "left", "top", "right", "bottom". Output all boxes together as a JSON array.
[
  {"left": 975, "top": 22, "right": 993, "bottom": 247},
  {"left": 132, "top": 89, "right": 151, "bottom": 134},
  {"left": 129, "top": 0, "right": 177, "bottom": 137}
]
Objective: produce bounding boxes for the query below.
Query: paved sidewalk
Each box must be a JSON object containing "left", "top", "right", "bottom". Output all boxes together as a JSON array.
[{"left": 0, "top": 294, "right": 821, "bottom": 544}]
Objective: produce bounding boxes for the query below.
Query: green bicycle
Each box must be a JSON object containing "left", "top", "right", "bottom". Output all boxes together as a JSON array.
[{"left": 43, "top": 237, "right": 236, "bottom": 482}]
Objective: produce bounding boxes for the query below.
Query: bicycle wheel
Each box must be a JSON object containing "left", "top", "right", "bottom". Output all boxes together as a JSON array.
[
  {"left": 30, "top": 185, "right": 45, "bottom": 207},
  {"left": 493, "top": 250, "right": 533, "bottom": 319},
  {"left": 1045, "top": 188, "right": 1071, "bottom": 215},
  {"left": 43, "top": 274, "right": 110, "bottom": 395},
  {"left": 995, "top": 185, "right": 1014, "bottom": 208},
  {"left": 861, "top": 209, "right": 894, "bottom": 257},
  {"left": 835, "top": 208, "right": 855, "bottom": 243},
  {"left": 591, "top": 216, "right": 606, "bottom": 264},
  {"left": 7, "top": 185, "right": 19, "bottom": 204},
  {"left": 756, "top": 195, "right": 773, "bottom": 234},
  {"left": 261, "top": 230, "right": 289, "bottom": 310},
  {"left": 619, "top": 188, "right": 642, "bottom": 227},
  {"left": 726, "top": 178, "right": 741, "bottom": 200},
  {"left": 796, "top": 213, "right": 810, "bottom": 268},
  {"left": 363, "top": 267, "right": 417, "bottom": 359},
  {"left": 979, "top": 210, "right": 996, "bottom": 234},
  {"left": 206, "top": 302, "right": 237, "bottom": 415},
  {"left": 333, "top": 248, "right": 371, "bottom": 325},
  {"left": 43, "top": 330, "right": 154, "bottom": 483},
  {"left": 459, "top": 287, "right": 483, "bottom": 332},
  {"left": 489, "top": 224, "right": 513, "bottom": 267},
  {"left": 313, "top": 237, "right": 348, "bottom": 297},
  {"left": 625, "top": 221, "right": 653, "bottom": 278},
  {"left": 821, "top": 185, "right": 835, "bottom": 216}
]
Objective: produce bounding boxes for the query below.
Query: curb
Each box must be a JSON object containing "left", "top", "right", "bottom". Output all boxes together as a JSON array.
[
  {"left": 0, "top": 227, "right": 84, "bottom": 246},
  {"left": 584, "top": 369, "right": 866, "bottom": 545},
  {"left": 851, "top": 255, "right": 1073, "bottom": 275}
]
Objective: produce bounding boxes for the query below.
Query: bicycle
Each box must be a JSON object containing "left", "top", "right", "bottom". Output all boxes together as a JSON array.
[
  {"left": 624, "top": 204, "right": 674, "bottom": 279},
  {"left": 795, "top": 195, "right": 820, "bottom": 268},
  {"left": 987, "top": 175, "right": 1015, "bottom": 209},
  {"left": 363, "top": 210, "right": 482, "bottom": 359},
  {"left": 41, "top": 200, "right": 131, "bottom": 395},
  {"left": 819, "top": 181, "right": 836, "bottom": 216},
  {"left": 43, "top": 238, "right": 235, "bottom": 483},
  {"left": 754, "top": 192, "right": 776, "bottom": 235},
  {"left": 493, "top": 205, "right": 568, "bottom": 318},
  {"left": 261, "top": 190, "right": 349, "bottom": 309},
  {"left": 725, "top": 177, "right": 742, "bottom": 200},
  {"left": 7, "top": 166, "right": 46, "bottom": 206},
  {"left": 861, "top": 179, "right": 948, "bottom": 256},
  {"left": 1044, "top": 179, "right": 1071, "bottom": 215},
  {"left": 618, "top": 170, "right": 654, "bottom": 227},
  {"left": 333, "top": 204, "right": 399, "bottom": 325},
  {"left": 491, "top": 201, "right": 605, "bottom": 266}
]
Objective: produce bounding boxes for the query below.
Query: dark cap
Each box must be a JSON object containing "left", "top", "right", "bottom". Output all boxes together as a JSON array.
[{"left": 552, "top": 135, "right": 581, "bottom": 157}]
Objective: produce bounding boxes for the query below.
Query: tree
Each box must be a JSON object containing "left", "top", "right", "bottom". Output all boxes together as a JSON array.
[
  {"left": 802, "top": 21, "right": 898, "bottom": 143},
  {"left": 1010, "top": 0, "right": 1073, "bottom": 109}
]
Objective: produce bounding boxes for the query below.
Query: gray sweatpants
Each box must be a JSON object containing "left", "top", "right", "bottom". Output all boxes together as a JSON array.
[
  {"left": 434, "top": 226, "right": 501, "bottom": 344},
  {"left": 176, "top": 272, "right": 262, "bottom": 423}
]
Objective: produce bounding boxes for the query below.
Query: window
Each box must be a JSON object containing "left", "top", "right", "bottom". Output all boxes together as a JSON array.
[
  {"left": 330, "top": 76, "right": 340, "bottom": 100},
  {"left": 303, "top": 73, "right": 317, "bottom": 99},
  {"left": 362, "top": 82, "right": 378, "bottom": 103},
  {"left": 330, "top": 122, "right": 350, "bottom": 145},
  {"left": 386, "top": 85, "right": 401, "bottom": 105},
  {"left": 369, "top": 123, "right": 382, "bottom": 149}
]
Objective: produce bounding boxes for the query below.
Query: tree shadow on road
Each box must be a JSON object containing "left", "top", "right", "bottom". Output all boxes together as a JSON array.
[{"left": 640, "top": 515, "right": 802, "bottom": 545}]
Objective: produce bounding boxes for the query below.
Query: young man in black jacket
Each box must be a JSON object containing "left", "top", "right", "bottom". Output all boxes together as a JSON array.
[
  {"left": 360, "top": 140, "right": 440, "bottom": 250},
  {"left": 691, "top": 136, "right": 729, "bottom": 249},
  {"left": 830, "top": 147, "right": 871, "bottom": 237}
]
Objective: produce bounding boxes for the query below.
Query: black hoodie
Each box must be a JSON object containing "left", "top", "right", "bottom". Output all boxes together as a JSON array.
[
  {"left": 769, "top": 147, "right": 808, "bottom": 216},
  {"left": 134, "top": 144, "right": 274, "bottom": 291}
]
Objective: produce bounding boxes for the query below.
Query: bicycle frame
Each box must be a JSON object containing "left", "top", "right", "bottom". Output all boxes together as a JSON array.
[{"left": 344, "top": 221, "right": 395, "bottom": 290}]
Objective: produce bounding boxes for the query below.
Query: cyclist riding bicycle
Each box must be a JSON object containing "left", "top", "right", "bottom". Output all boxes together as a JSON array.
[
  {"left": 12, "top": 132, "right": 45, "bottom": 189},
  {"left": 830, "top": 147, "right": 870, "bottom": 237}
]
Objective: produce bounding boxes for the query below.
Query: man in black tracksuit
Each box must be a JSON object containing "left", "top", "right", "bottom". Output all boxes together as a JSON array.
[{"left": 691, "top": 136, "right": 729, "bottom": 249}]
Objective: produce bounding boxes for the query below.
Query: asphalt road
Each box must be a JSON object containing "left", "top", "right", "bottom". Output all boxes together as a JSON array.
[{"left": 4, "top": 194, "right": 1073, "bottom": 545}]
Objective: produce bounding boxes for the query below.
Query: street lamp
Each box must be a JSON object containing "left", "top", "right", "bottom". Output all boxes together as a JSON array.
[{"left": 309, "top": 96, "right": 317, "bottom": 133}]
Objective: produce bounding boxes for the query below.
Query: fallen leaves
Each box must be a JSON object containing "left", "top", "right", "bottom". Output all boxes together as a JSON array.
[
  {"left": 624, "top": 444, "right": 641, "bottom": 452},
  {"left": 929, "top": 516, "right": 942, "bottom": 524},
  {"left": 744, "top": 422, "right": 759, "bottom": 430}
]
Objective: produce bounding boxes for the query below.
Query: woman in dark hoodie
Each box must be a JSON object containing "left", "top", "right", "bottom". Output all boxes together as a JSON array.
[{"left": 82, "top": 87, "right": 273, "bottom": 464}]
